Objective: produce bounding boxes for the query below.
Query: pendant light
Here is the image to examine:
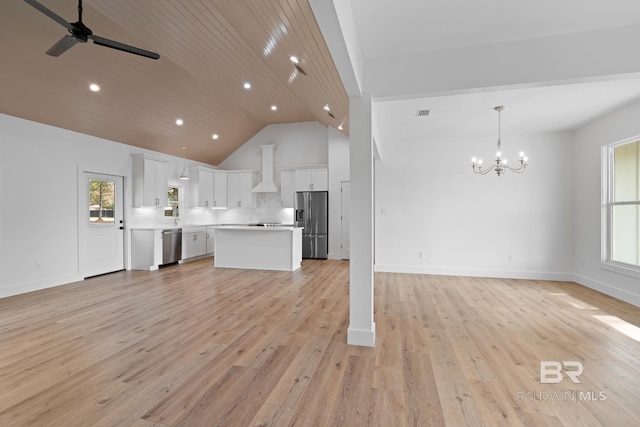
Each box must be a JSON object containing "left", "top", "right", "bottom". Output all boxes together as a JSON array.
[{"left": 179, "top": 146, "right": 189, "bottom": 180}]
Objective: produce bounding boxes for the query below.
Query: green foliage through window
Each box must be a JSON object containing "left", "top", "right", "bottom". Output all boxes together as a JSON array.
[{"left": 89, "top": 179, "right": 115, "bottom": 223}]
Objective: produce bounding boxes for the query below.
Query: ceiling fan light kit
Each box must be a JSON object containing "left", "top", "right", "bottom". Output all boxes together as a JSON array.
[
  {"left": 24, "top": 0, "right": 160, "bottom": 60},
  {"left": 471, "top": 106, "right": 528, "bottom": 177}
]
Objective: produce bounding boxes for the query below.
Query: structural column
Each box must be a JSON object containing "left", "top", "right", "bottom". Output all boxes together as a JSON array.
[{"left": 347, "top": 94, "right": 375, "bottom": 347}]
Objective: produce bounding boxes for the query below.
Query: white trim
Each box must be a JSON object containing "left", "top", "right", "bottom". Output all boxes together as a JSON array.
[
  {"left": 574, "top": 273, "right": 640, "bottom": 307},
  {"left": 347, "top": 323, "right": 376, "bottom": 347},
  {"left": 601, "top": 261, "right": 640, "bottom": 280},
  {"left": 0, "top": 274, "right": 84, "bottom": 299},
  {"left": 374, "top": 264, "right": 573, "bottom": 282}
]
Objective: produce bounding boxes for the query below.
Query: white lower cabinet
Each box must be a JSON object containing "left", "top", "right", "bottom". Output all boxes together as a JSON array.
[{"left": 182, "top": 227, "right": 207, "bottom": 260}]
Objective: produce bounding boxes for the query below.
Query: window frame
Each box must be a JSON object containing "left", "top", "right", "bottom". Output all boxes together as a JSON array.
[{"left": 602, "top": 136, "right": 640, "bottom": 279}]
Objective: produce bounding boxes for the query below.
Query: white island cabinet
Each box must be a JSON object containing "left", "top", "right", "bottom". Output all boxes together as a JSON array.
[{"left": 214, "top": 226, "right": 303, "bottom": 271}]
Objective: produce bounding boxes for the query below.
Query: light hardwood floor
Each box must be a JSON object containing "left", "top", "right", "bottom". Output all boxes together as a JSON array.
[{"left": 1, "top": 258, "right": 639, "bottom": 426}]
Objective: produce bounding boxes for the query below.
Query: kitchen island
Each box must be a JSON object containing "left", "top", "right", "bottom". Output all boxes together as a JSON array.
[{"left": 214, "top": 226, "right": 303, "bottom": 271}]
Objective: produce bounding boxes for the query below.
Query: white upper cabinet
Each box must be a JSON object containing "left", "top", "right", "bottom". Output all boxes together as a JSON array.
[
  {"left": 280, "top": 171, "right": 295, "bottom": 208},
  {"left": 295, "top": 168, "right": 328, "bottom": 191},
  {"left": 213, "top": 171, "right": 228, "bottom": 208},
  {"left": 132, "top": 154, "right": 168, "bottom": 207},
  {"left": 190, "top": 167, "right": 213, "bottom": 208},
  {"left": 190, "top": 167, "right": 227, "bottom": 208},
  {"left": 227, "top": 171, "right": 254, "bottom": 208}
]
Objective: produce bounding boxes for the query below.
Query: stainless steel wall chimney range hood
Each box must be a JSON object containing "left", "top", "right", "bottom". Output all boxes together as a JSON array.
[{"left": 252, "top": 144, "right": 280, "bottom": 193}]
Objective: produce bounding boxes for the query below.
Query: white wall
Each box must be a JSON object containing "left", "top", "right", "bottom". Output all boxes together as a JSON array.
[
  {"left": 573, "top": 101, "right": 640, "bottom": 307},
  {"left": 7, "top": 104, "right": 640, "bottom": 308},
  {"left": 375, "top": 131, "right": 574, "bottom": 280},
  {"left": 0, "top": 116, "right": 345, "bottom": 298},
  {"left": 219, "top": 121, "right": 329, "bottom": 172},
  {"left": 0, "top": 114, "right": 191, "bottom": 298}
]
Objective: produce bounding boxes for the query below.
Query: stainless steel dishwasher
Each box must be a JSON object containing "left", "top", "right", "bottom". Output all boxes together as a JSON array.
[{"left": 162, "top": 228, "right": 182, "bottom": 265}]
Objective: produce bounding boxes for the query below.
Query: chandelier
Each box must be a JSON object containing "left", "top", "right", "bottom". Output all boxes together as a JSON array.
[{"left": 471, "top": 106, "right": 528, "bottom": 176}]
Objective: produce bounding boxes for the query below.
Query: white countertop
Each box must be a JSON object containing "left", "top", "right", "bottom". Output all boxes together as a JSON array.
[
  {"left": 213, "top": 225, "right": 302, "bottom": 231},
  {"left": 130, "top": 224, "right": 298, "bottom": 231}
]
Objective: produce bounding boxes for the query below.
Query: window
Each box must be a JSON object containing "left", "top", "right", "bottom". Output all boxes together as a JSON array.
[
  {"left": 89, "top": 179, "right": 115, "bottom": 224},
  {"left": 165, "top": 186, "right": 180, "bottom": 217},
  {"left": 605, "top": 138, "right": 640, "bottom": 269}
]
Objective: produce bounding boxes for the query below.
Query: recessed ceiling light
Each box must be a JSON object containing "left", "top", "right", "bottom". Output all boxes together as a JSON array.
[
  {"left": 290, "top": 55, "right": 299, "bottom": 64},
  {"left": 271, "top": 105, "right": 277, "bottom": 111},
  {"left": 243, "top": 82, "right": 251, "bottom": 89},
  {"left": 212, "top": 134, "right": 219, "bottom": 140},
  {"left": 176, "top": 119, "right": 184, "bottom": 126},
  {"left": 89, "top": 83, "right": 100, "bottom": 92},
  {"left": 323, "top": 104, "right": 330, "bottom": 111}
]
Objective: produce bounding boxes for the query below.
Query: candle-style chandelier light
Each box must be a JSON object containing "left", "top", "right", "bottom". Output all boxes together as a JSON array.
[{"left": 471, "top": 106, "right": 528, "bottom": 176}]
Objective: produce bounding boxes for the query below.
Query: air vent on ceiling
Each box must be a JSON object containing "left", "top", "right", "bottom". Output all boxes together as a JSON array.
[
  {"left": 416, "top": 109, "right": 430, "bottom": 117},
  {"left": 327, "top": 111, "right": 335, "bottom": 119}
]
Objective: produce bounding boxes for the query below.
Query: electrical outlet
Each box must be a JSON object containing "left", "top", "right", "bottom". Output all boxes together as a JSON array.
[
  {"left": 418, "top": 251, "right": 424, "bottom": 259},
  {"left": 507, "top": 254, "right": 513, "bottom": 262}
]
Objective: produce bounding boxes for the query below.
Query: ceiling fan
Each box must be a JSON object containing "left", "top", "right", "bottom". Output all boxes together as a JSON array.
[{"left": 24, "top": 0, "right": 160, "bottom": 60}]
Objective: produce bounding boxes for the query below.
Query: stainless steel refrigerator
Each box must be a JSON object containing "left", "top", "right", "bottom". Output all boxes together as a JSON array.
[{"left": 295, "top": 191, "right": 328, "bottom": 259}]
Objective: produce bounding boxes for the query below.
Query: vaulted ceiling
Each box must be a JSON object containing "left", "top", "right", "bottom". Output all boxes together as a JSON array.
[
  {"left": 0, "top": 0, "right": 349, "bottom": 166},
  {"left": 5, "top": 1, "right": 640, "bottom": 165}
]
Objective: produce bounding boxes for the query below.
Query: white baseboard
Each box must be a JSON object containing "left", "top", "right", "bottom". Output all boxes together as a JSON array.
[
  {"left": 573, "top": 273, "right": 640, "bottom": 308},
  {"left": 374, "top": 264, "right": 573, "bottom": 282},
  {"left": 0, "top": 274, "right": 84, "bottom": 299},
  {"left": 348, "top": 323, "right": 376, "bottom": 347}
]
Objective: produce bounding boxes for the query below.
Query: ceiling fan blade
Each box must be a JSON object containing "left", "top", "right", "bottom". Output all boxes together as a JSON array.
[
  {"left": 91, "top": 35, "right": 160, "bottom": 60},
  {"left": 23, "top": 0, "right": 74, "bottom": 31},
  {"left": 46, "top": 35, "right": 80, "bottom": 57}
]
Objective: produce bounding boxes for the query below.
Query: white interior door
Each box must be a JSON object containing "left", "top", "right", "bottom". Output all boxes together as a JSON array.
[
  {"left": 341, "top": 181, "right": 350, "bottom": 260},
  {"left": 83, "top": 173, "right": 124, "bottom": 278}
]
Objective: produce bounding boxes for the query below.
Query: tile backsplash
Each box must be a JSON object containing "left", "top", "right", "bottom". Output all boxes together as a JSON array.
[{"left": 129, "top": 192, "right": 294, "bottom": 228}]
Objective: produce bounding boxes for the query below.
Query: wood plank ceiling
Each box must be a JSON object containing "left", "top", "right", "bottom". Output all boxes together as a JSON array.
[{"left": 0, "top": 0, "right": 349, "bottom": 166}]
